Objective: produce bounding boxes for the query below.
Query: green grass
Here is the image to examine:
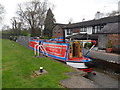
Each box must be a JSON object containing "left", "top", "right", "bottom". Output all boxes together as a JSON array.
[
  {"left": 2, "top": 39, "right": 73, "bottom": 88},
  {"left": 0, "top": 39, "right": 2, "bottom": 89}
]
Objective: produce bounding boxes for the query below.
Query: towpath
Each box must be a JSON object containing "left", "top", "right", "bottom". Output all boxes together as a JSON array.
[{"left": 84, "top": 49, "right": 120, "bottom": 64}]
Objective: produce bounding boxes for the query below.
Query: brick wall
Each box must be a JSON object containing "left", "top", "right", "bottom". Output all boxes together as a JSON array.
[
  {"left": 72, "top": 28, "right": 80, "bottom": 33},
  {"left": 108, "top": 34, "right": 120, "bottom": 51},
  {"left": 98, "top": 34, "right": 120, "bottom": 52},
  {"left": 52, "top": 25, "right": 63, "bottom": 38}
]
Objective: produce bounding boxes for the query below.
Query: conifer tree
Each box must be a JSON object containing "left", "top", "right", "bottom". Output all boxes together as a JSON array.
[{"left": 44, "top": 8, "right": 56, "bottom": 37}]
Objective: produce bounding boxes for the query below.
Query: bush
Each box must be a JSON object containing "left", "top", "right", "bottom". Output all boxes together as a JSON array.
[
  {"left": 21, "top": 30, "right": 29, "bottom": 36},
  {"left": 40, "top": 36, "right": 50, "bottom": 39},
  {"left": 106, "top": 40, "right": 112, "bottom": 48},
  {"left": 84, "top": 43, "right": 93, "bottom": 49}
]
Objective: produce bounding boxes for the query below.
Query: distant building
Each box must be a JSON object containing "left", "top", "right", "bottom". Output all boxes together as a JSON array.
[{"left": 94, "top": 11, "right": 104, "bottom": 20}]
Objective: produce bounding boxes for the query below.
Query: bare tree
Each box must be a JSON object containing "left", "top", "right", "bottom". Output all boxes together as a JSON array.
[
  {"left": 2, "top": 25, "right": 10, "bottom": 31},
  {"left": 0, "top": 4, "right": 5, "bottom": 23},
  {"left": 68, "top": 18, "right": 74, "bottom": 24},
  {"left": 2, "top": 25, "right": 11, "bottom": 39},
  {"left": 106, "top": 10, "right": 119, "bottom": 17},
  {"left": 16, "top": 0, "right": 48, "bottom": 37},
  {"left": 11, "top": 17, "right": 22, "bottom": 36}
]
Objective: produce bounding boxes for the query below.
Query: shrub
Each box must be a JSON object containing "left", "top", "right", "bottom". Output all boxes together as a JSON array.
[
  {"left": 106, "top": 40, "right": 112, "bottom": 48},
  {"left": 40, "top": 36, "right": 50, "bottom": 39},
  {"left": 21, "top": 30, "right": 29, "bottom": 36},
  {"left": 84, "top": 43, "right": 93, "bottom": 49}
]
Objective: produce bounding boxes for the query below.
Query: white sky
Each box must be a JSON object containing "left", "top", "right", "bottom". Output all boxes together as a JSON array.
[{"left": 0, "top": 0, "right": 119, "bottom": 29}]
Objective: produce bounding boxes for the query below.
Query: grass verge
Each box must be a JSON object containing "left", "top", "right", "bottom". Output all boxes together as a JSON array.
[
  {"left": 0, "top": 39, "right": 2, "bottom": 89},
  {"left": 2, "top": 39, "right": 73, "bottom": 88}
]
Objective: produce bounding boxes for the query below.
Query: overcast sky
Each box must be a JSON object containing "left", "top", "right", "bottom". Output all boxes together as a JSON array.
[{"left": 0, "top": 0, "right": 119, "bottom": 29}]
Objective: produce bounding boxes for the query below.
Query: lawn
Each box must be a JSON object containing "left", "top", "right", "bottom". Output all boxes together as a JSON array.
[
  {"left": 2, "top": 39, "right": 73, "bottom": 88},
  {"left": 0, "top": 39, "right": 2, "bottom": 89}
]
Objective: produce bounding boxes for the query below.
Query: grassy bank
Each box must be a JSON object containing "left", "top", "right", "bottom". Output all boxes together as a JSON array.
[
  {"left": 2, "top": 39, "right": 73, "bottom": 88},
  {"left": 0, "top": 39, "right": 2, "bottom": 89}
]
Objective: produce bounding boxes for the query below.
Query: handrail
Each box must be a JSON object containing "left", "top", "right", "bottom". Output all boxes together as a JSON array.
[
  {"left": 74, "top": 40, "right": 96, "bottom": 45},
  {"left": 34, "top": 44, "right": 38, "bottom": 56},
  {"left": 38, "top": 45, "right": 48, "bottom": 56},
  {"left": 84, "top": 40, "right": 96, "bottom": 56},
  {"left": 34, "top": 44, "right": 48, "bottom": 56}
]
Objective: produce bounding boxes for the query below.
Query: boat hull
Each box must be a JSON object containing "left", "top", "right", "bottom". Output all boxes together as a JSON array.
[
  {"left": 29, "top": 40, "right": 68, "bottom": 61},
  {"left": 29, "top": 39, "right": 95, "bottom": 73},
  {"left": 66, "top": 61, "right": 93, "bottom": 73},
  {"left": 66, "top": 62, "right": 88, "bottom": 68}
]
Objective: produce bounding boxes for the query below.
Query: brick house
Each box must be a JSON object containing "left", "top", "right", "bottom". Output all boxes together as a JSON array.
[
  {"left": 52, "top": 16, "right": 120, "bottom": 49},
  {"left": 63, "top": 15, "right": 119, "bottom": 40},
  {"left": 52, "top": 24, "right": 66, "bottom": 38},
  {"left": 98, "top": 22, "right": 120, "bottom": 52},
  {"left": 52, "top": 23, "right": 81, "bottom": 38}
]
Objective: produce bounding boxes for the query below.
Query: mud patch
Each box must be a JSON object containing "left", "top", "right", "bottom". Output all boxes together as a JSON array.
[{"left": 30, "top": 69, "right": 48, "bottom": 78}]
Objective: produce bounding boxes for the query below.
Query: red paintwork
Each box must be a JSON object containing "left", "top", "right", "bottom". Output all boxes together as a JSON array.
[
  {"left": 29, "top": 40, "right": 67, "bottom": 59},
  {"left": 79, "top": 68, "right": 93, "bottom": 72},
  {"left": 41, "top": 43, "right": 67, "bottom": 58},
  {"left": 29, "top": 41, "right": 39, "bottom": 49},
  {"left": 90, "top": 40, "right": 97, "bottom": 45},
  {"left": 67, "top": 57, "right": 88, "bottom": 62}
]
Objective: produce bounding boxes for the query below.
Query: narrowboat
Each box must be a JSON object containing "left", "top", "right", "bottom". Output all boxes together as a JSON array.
[{"left": 29, "top": 37, "right": 96, "bottom": 73}]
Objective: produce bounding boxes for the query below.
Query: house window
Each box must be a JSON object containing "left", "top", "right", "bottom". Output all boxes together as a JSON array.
[
  {"left": 92, "top": 26, "right": 95, "bottom": 33},
  {"left": 81, "top": 27, "right": 87, "bottom": 32},
  {"left": 97, "top": 26, "right": 101, "bottom": 32},
  {"left": 94, "top": 26, "right": 103, "bottom": 33},
  {"left": 58, "top": 29, "right": 61, "bottom": 33},
  {"left": 96, "top": 26, "right": 102, "bottom": 33},
  {"left": 54, "top": 31, "right": 56, "bottom": 33},
  {"left": 84, "top": 28, "right": 87, "bottom": 32},
  {"left": 94, "top": 26, "right": 98, "bottom": 33},
  {"left": 67, "top": 29, "right": 72, "bottom": 35}
]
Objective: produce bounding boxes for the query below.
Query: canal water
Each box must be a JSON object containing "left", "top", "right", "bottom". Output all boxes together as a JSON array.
[
  {"left": 91, "top": 58, "right": 120, "bottom": 74},
  {"left": 85, "top": 68, "right": 120, "bottom": 88},
  {"left": 84, "top": 58, "right": 120, "bottom": 88},
  {"left": 48, "top": 56, "right": 120, "bottom": 88}
]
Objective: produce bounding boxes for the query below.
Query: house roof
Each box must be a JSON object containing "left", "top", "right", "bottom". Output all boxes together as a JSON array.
[
  {"left": 62, "top": 15, "right": 120, "bottom": 29},
  {"left": 98, "top": 22, "right": 120, "bottom": 34},
  {"left": 53, "top": 15, "right": 120, "bottom": 34},
  {"left": 66, "top": 33, "right": 98, "bottom": 40},
  {"left": 54, "top": 23, "right": 67, "bottom": 28}
]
